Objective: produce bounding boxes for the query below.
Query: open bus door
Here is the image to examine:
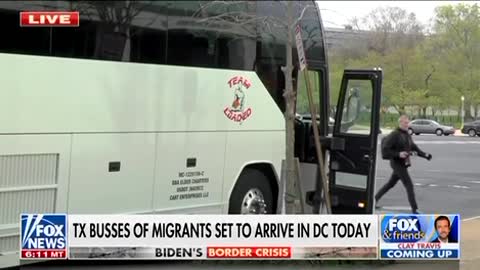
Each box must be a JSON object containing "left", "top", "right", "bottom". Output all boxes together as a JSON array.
[{"left": 329, "top": 69, "right": 382, "bottom": 214}]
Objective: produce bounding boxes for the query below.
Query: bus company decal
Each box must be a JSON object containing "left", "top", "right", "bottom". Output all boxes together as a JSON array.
[{"left": 224, "top": 76, "right": 252, "bottom": 123}]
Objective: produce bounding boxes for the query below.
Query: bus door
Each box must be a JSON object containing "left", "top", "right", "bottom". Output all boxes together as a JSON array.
[{"left": 329, "top": 69, "right": 382, "bottom": 214}]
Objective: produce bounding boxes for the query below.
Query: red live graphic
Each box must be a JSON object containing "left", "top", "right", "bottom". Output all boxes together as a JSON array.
[
  {"left": 20, "top": 11, "right": 79, "bottom": 27},
  {"left": 207, "top": 247, "right": 291, "bottom": 258}
]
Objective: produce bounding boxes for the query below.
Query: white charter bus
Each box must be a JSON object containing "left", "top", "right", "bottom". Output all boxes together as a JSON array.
[{"left": 0, "top": 1, "right": 382, "bottom": 267}]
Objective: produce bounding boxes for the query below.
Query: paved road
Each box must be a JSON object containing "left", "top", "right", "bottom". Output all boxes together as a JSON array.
[{"left": 374, "top": 134, "right": 480, "bottom": 219}]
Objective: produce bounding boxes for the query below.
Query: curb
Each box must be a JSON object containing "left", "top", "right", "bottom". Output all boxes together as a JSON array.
[{"left": 380, "top": 129, "right": 467, "bottom": 136}]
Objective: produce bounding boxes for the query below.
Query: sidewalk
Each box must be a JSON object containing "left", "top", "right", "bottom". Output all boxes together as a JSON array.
[{"left": 459, "top": 217, "right": 480, "bottom": 270}]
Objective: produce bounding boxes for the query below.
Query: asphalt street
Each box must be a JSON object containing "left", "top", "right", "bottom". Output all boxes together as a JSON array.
[{"left": 374, "top": 134, "right": 480, "bottom": 219}]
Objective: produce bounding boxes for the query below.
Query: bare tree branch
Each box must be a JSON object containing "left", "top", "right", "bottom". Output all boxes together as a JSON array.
[{"left": 192, "top": 0, "right": 248, "bottom": 17}]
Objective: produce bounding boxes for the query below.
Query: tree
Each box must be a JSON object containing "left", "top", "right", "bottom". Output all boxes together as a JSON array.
[
  {"left": 361, "top": 6, "right": 425, "bottom": 55},
  {"left": 330, "top": 7, "right": 427, "bottom": 116},
  {"left": 348, "top": 16, "right": 362, "bottom": 31},
  {"left": 431, "top": 3, "right": 480, "bottom": 120},
  {"left": 192, "top": 1, "right": 327, "bottom": 213},
  {"left": 328, "top": 4, "right": 480, "bottom": 121}
]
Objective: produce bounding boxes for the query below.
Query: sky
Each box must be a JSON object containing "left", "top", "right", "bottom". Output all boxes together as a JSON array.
[{"left": 317, "top": 1, "right": 478, "bottom": 29}]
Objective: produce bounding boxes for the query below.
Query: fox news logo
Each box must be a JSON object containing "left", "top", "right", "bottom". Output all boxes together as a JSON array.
[
  {"left": 21, "top": 214, "right": 67, "bottom": 259},
  {"left": 383, "top": 216, "right": 425, "bottom": 242}
]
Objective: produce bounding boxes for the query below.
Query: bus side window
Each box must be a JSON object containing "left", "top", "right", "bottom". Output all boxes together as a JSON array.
[
  {"left": 52, "top": 1, "right": 168, "bottom": 64},
  {"left": 295, "top": 1, "right": 327, "bottom": 63},
  {"left": 0, "top": 4, "right": 50, "bottom": 56},
  {"left": 295, "top": 69, "right": 323, "bottom": 116},
  {"left": 0, "top": 1, "right": 169, "bottom": 64},
  {"left": 166, "top": 1, "right": 256, "bottom": 70},
  {"left": 255, "top": 2, "right": 287, "bottom": 113}
]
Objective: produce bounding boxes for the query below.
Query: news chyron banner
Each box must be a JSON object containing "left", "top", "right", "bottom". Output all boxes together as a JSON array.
[
  {"left": 379, "top": 214, "right": 460, "bottom": 260},
  {"left": 20, "top": 214, "right": 378, "bottom": 260},
  {"left": 70, "top": 215, "right": 379, "bottom": 260}
]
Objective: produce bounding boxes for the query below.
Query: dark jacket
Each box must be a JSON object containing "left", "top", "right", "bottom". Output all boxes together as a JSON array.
[
  {"left": 383, "top": 128, "right": 428, "bottom": 166},
  {"left": 431, "top": 236, "right": 457, "bottom": 243}
]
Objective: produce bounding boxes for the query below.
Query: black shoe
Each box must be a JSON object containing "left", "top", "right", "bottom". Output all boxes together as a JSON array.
[{"left": 412, "top": 209, "right": 421, "bottom": 214}]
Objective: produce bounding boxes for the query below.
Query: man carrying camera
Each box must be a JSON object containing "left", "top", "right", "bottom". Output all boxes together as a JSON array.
[{"left": 376, "top": 115, "right": 433, "bottom": 214}]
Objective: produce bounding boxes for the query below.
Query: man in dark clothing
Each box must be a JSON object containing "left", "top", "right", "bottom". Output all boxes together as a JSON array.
[{"left": 376, "top": 115, "right": 432, "bottom": 214}]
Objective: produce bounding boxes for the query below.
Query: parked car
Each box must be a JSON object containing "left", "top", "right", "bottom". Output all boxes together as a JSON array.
[
  {"left": 461, "top": 120, "right": 480, "bottom": 137},
  {"left": 408, "top": 119, "right": 455, "bottom": 136}
]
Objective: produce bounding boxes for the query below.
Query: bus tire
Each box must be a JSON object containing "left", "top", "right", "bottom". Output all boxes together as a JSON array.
[{"left": 228, "top": 169, "right": 274, "bottom": 215}]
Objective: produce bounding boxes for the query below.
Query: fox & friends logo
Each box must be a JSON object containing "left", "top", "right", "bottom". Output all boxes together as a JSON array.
[
  {"left": 20, "top": 214, "right": 67, "bottom": 259},
  {"left": 382, "top": 215, "right": 425, "bottom": 242},
  {"left": 224, "top": 76, "right": 252, "bottom": 124}
]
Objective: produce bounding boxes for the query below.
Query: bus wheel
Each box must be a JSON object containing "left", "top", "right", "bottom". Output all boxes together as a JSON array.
[{"left": 228, "top": 169, "right": 273, "bottom": 214}]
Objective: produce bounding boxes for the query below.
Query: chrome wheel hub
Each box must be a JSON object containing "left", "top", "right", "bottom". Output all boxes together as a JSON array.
[{"left": 241, "top": 188, "right": 267, "bottom": 214}]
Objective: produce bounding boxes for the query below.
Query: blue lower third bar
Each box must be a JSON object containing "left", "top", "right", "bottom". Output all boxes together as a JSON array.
[{"left": 381, "top": 249, "right": 459, "bottom": 259}]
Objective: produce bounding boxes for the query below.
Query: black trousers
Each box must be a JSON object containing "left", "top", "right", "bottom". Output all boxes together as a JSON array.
[{"left": 375, "top": 160, "right": 418, "bottom": 211}]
